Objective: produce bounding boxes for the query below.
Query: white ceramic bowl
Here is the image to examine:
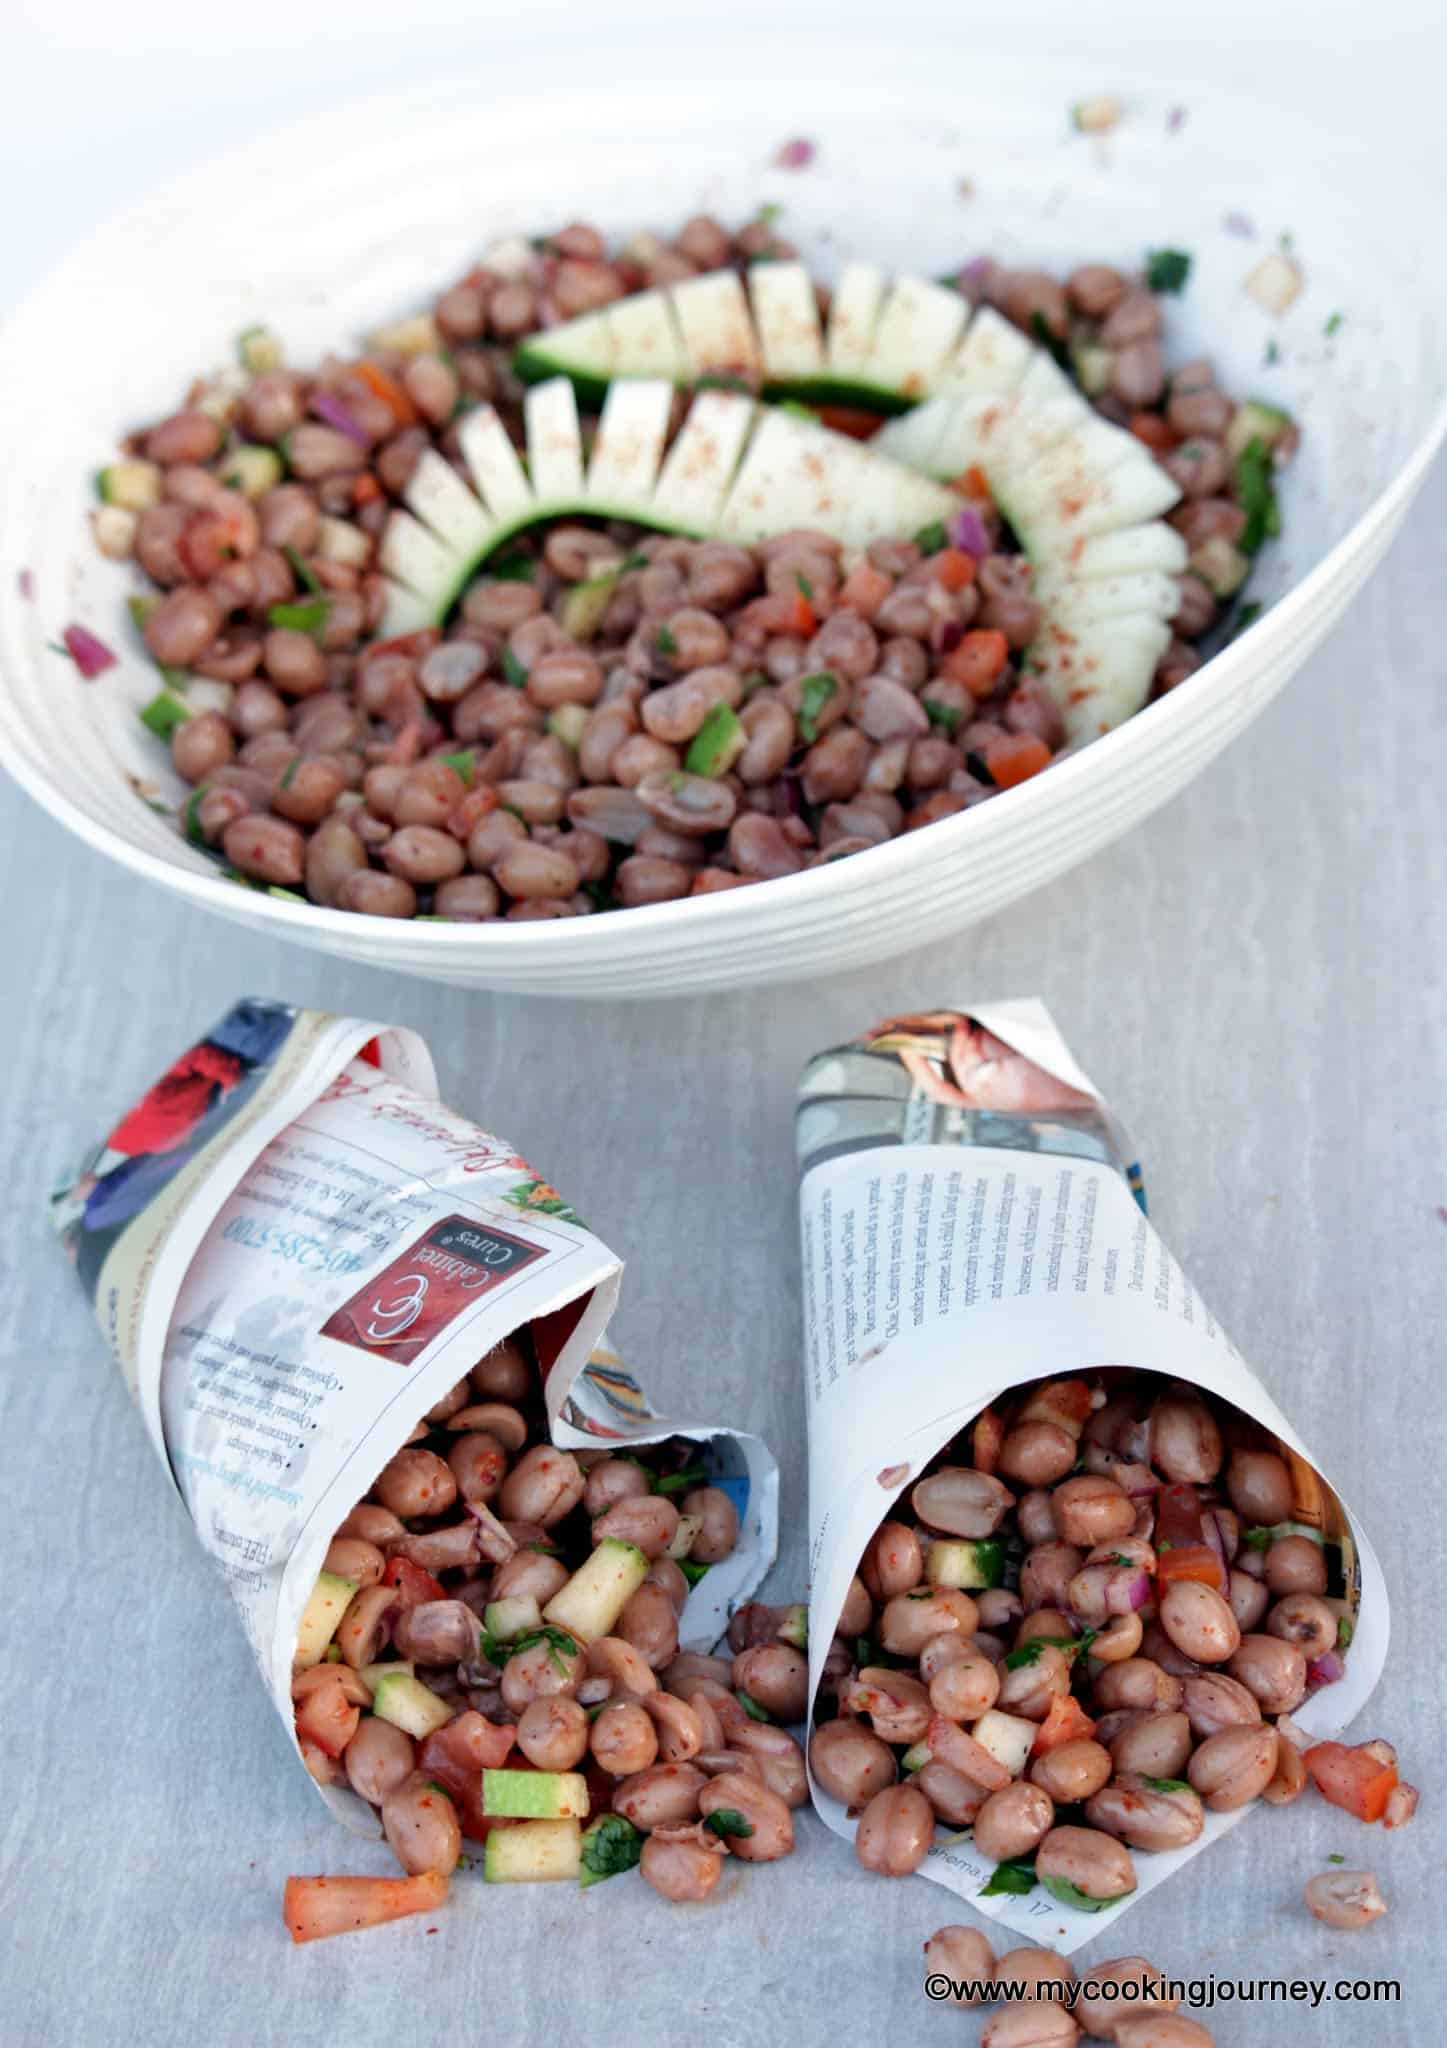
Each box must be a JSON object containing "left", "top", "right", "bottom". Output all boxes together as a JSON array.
[{"left": 1, "top": 49, "right": 1442, "bottom": 997}]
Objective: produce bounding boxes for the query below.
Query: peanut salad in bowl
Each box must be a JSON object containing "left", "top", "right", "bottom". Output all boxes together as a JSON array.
[{"left": 85, "top": 213, "right": 1297, "bottom": 925}]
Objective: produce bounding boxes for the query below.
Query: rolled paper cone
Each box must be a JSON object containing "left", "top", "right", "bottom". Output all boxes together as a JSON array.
[
  {"left": 54, "top": 997, "right": 776, "bottom": 1829},
  {"left": 795, "top": 997, "right": 1387, "bottom": 1953}
]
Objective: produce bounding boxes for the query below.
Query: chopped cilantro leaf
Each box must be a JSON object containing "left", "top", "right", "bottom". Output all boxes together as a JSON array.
[
  {"left": 678, "top": 1558, "right": 711, "bottom": 1588},
  {"left": 923, "top": 697, "right": 962, "bottom": 733},
  {"left": 1142, "top": 1776, "right": 1192, "bottom": 1795},
  {"left": 795, "top": 570, "right": 814, "bottom": 600},
  {"left": 1242, "top": 1525, "right": 1274, "bottom": 1552},
  {"left": 1324, "top": 311, "right": 1344, "bottom": 339},
  {"left": 138, "top": 691, "right": 191, "bottom": 741},
  {"left": 654, "top": 1466, "right": 708, "bottom": 1495},
  {"left": 502, "top": 1625, "right": 579, "bottom": 1676},
  {"left": 1264, "top": 339, "right": 1281, "bottom": 365},
  {"left": 501, "top": 646, "right": 529, "bottom": 688},
  {"left": 1146, "top": 247, "right": 1193, "bottom": 294},
  {"left": 797, "top": 670, "right": 838, "bottom": 743},
  {"left": 705, "top": 1808, "right": 755, "bottom": 1839},
  {"left": 1327, "top": 1853, "right": 1346, "bottom": 1865},
  {"left": 439, "top": 748, "right": 475, "bottom": 785},
  {"left": 1234, "top": 437, "right": 1279, "bottom": 554},
  {"left": 279, "top": 756, "right": 300, "bottom": 790},
  {"left": 913, "top": 519, "right": 948, "bottom": 556},
  {"left": 654, "top": 623, "right": 678, "bottom": 657},
  {"left": 980, "top": 1857, "right": 1037, "bottom": 1898},
  {"left": 267, "top": 597, "right": 330, "bottom": 639},
  {"left": 579, "top": 1814, "right": 643, "bottom": 1888},
  {"left": 1230, "top": 600, "right": 1264, "bottom": 641},
  {"left": 1039, "top": 1874, "right": 1130, "bottom": 1912},
  {"left": 283, "top": 545, "right": 325, "bottom": 595},
  {"left": 488, "top": 549, "right": 535, "bottom": 582},
  {"left": 737, "top": 1692, "right": 771, "bottom": 1722}
]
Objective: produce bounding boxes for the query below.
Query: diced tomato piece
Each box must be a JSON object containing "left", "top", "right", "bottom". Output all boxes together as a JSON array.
[
  {"left": 1129, "top": 411, "right": 1177, "bottom": 453},
  {"left": 941, "top": 628, "right": 1010, "bottom": 699},
  {"left": 837, "top": 562, "right": 894, "bottom": 619},
  {"left": 356, "top": 358, "right": 418, "bottom": 427},
  {"left": 972, "top": 1406, "right": 1005, "bottom": 1476},
  {"left": 1304, "top": 1741, "right": 1399, "bottom": 1822},
  {"left": 283, "top": 1871, "right": 448, "bottom": 1945},
  {"left": 352, "top": 473, "right": 382, "bottom": 506},
  {"left": 929, "top": 547, "right": 978, "bottom": 593},
  {"left": 421, "top": 1710, "right": 516, "bottom": 1777},
  {"left": 382, "top": 1556, "right": 446, "bottom": 1608},
  {"left": 1155, "top": 1543, "right": 1226, "bottom": 1591},
  {"left": 985, "top": 734, "right": 1052, "bottom": 789},
  {"left": 957, "top": 464, "right": 991, "bottom": 501},
  {"left": 295, "top": 1675, "right": 361, "bottom": 1759},
  {"left": 785, "top": 588, "right": 817, "bottom": 637},
  {"left": 814, "top": 404, "right": 885, "bottom": 441},
  {"left": 1032, "top": 1694, "right": 1098, "bottom": 1756}
]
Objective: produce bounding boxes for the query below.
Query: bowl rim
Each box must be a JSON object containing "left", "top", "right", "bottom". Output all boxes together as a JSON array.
[{"left": 2, "top": 75, "right": 1444, "bottom": 952}]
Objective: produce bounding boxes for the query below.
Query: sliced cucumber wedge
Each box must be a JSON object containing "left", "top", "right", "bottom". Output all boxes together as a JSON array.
[
  {"left": 825, "top": 260, "right": 887, "bottom": 375},
  {"left": 458, "top": 407, "right": 532, "bottom": 523},
  {"left": 651, "top": 390, "right": 755, "bottom": 532},
  {"left": 671, "top": 270, "right": 760, "bottom": 381},
  {"left": 378, "top": 377, "right": 957, "bottom": 625},
  {"left": 606, "top": 287, "right": 687, "bottom": 382},
  {"left": 867, "top": 274, "right": 972, "bottom": 399},
  {"left": 513, "top": 307, "right": 617, "bottom": 407},
  {"left": 748, "top": 261, "right": 824, "bottom": 380},
  {"left": 715, "top": 404, "right": 956, "bottom": 550},
  {"left": 1066, "top": 522, "right": 1189, "bottom": 580},
  {"left": 525, "top": 377, "right": 586, "bottom": 502},
  {"left": 1030, "top": 569, "right": 1180, "bottom": 624},
  {"left": 586, "top": 379, "right": 673, "bottom": 513},
  {"left": 934, "top": 306, "right": 1034, "bottom": 397},
  {"left": 1028, "top": 614, "right": 1172, "bottom": 745}
]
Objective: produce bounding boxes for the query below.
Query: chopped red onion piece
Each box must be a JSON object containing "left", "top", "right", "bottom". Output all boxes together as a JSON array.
[
  {"left": 1166, "top": 105, "right": 1188, "bottom": 133},
  {"left": 463, "top": 1498, "right": 516, "bottom": 1564},
  {"left": 310, "top": 389, "right": 372, "bottom": 447},
  {"left": 1307, "top": 1650, "right": 1345, "bottom": 1688},
  {"left": 1223, "top": 210, "right": 1256, "bottom": 240},
  {"left": 62, "top": 623, "right": 118, "bottom": 678},
  {"left": 774, "top": 137, "right": 816, "bottom": 170},
  {"left": 1202, "top": 1508, "right": 1230, "bottom": 1584},
  {"left": 1109, "top": 1568, "right": 1152, "bottom": 1615},
  {"left": 948, "top": 505, "right": 990, "bottom": 558},
  {"left": 19, "top": 568, "right": 35, "bottom": 601},
  {"left": 958, "top": 257, "right": 993, "bottom": 295}
]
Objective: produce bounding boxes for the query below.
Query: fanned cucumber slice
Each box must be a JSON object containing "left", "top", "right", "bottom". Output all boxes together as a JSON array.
[
  {"left": 748, "top": 262, "right": 824, "bottom": 380},
  {"left": 825, "top": 261, "right": 887, "bottom": 374},
  {"left": 1066, "top": 522, "right": 1190, "bottom": 580},
  {"left": 874, "top": 391, "right": 1019, "bottom": 480},
  {"left": 1029, "top": 615, "right": 1172, "bottom": 744},
  {"left": 379, "top": 380, "right": 956, "bottom": 623},
  {"left": 1014, "top": 449, "right": 1181, "bottom": 549},
  {"left": 717, "top": 407, "right": 955, "bottom": 549},
  {"left": 513, "top": 308, "right": 617, "bottom": 402},
  {"left": 404, "top": 449, "right": 494, "bottom": 557},
  {"left": 606, "top": 288, "right": 687, "bottom": 382},
  {"left": 1037, "top": 572, "right": 1181, "bottom": 624},
  {"left": 1015, "top": 350, "right": 1079, "bottom": 410},
  {"left": 670, "top": 271, "right": 760, "bottom": 379},
  {"left": 379, "top": 581, "right": 438, "bottom": 637},
  {"left": 586, "top": 379, "right": 673, "bottom": 513},
  {"left": 379, "top": 510, "right": 464, "bottom": 599},
  {"left": 868, "top": 276, "right": 971, "bottom": 398},
  {"left": 524, "top": 378, "right": 585, "bottom": 502},
  {"left": 459, "top": 407, "right": 534, "bottom": 522},
  {"left": 651, "top": 390, "right": 755, "bottom": 533},
  {"left": 935, "top": 306, "right": 1035, "bottom": 396}
]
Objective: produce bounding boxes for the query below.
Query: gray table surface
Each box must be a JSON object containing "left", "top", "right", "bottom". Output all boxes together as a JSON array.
[{"left": 3, "top": 442, "right": 1442, "bottom": 2044}]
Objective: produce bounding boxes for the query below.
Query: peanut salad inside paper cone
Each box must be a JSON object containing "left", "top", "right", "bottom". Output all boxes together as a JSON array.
[
  {"left": 52, "top": 999, "right": 777, "bottom": 1841},
  {"left": 795, "top": 1000, "right": 1388, "bottom": 1955}
]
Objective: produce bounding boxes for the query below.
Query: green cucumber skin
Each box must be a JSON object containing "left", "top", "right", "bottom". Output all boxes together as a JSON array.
[
  {"left": 512, "top": 347, "right": 916, "bottom": 421},
  {"left": 426, "top": 501, "right": 704, "bottom": 626}
]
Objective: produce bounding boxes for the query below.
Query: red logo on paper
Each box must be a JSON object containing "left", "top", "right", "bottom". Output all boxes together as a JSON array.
[{"left": 321, "top": 1213, "right": 544, "bottom": 1365}]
